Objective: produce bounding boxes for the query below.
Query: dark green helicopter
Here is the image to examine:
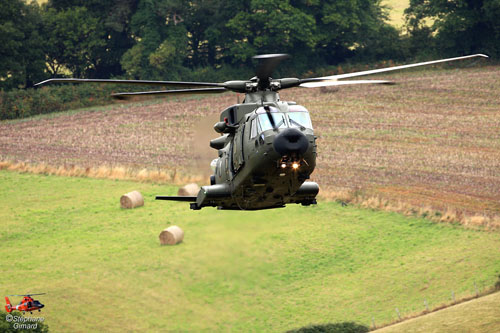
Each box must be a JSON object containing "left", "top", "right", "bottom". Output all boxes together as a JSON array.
[{"left": 36, "top": 53, "right": 487, "bottom": 210}]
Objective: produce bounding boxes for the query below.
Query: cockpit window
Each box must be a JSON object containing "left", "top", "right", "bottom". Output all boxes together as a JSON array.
[
  {"left": 258, "top": 113, "right": 287, "bottom": 131},
  {"left": 288, "top": 112, "right": 312, "bottom": 129},
  {"left": 288, "top": 105, "right": 312, "bottom": 129}
]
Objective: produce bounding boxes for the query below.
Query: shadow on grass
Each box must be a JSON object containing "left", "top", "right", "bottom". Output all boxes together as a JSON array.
[{"left": 286, "top": 322, "right": 369, "bottom": 333}]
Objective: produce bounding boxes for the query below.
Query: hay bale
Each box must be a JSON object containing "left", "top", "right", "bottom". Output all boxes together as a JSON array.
[
  {"left": 178, "top": 183, "right": 200, "bottom": 196},
  {"left": 120, "top": 190, "right": 144, "bottom": 209},
  {"left": 159, "top": 225, "right": 184, "bottom": 245}
]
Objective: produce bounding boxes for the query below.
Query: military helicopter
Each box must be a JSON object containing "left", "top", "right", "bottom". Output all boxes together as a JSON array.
[
  {"left": 36, "top": 53, "right": 487, "bottom": 210},
  {"left": 5, "top": 294, "right": 45, "bottom": 314}
]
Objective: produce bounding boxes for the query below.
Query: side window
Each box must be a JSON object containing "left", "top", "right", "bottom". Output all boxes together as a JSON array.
[
  {"left": 232, "top": 125, "right": 245, "bottom": 172},
  {"left": 250, "top": 118, "right": 257, "bottom": 139}
]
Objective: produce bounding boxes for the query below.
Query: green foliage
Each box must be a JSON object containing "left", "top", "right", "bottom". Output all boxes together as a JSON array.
[
  {"left": 0, "top": 0, "right": 45, "bottom": 89},
  {"left": 187, "top": 64, "right": 253, "bottom": 83},
  {"left": 287, "top": 322, "right": 369, "bottom": 333},
  {"left": 405, "top": 0, "right": 500, "bottom": 58},
  {"left": 119, "top": 0, "right": 187, "bottom": 80},
  {"left": 42, "top": 7, "right": 106, "bottom": 77},
  {"left": 226, "top": 0, "right": 316, "bottom": 61},
  {"left": 45, "top": 0, "right": 137, "bottom": 78},
  {"left": 120, "top": 43, "right": 148, "bottom": 79},
  {"left": 0, "top": 85, "right": 117, "bottom": 120},
  {"left": 2, "top": 0, "right": 498, "bottom": 96},
  {"left": 33, "top": 0, "right": 407, "bottom": 86},
  {"left": 0, "top": 311, "right": 49, "bottom": 332},
  {"left": 148, "top": 26, "right": 190, "bottom": 80}
]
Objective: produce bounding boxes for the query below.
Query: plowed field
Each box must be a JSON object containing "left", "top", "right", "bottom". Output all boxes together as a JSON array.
[{"left": 1, "top": 66, "right": 499, "bottom": 218}]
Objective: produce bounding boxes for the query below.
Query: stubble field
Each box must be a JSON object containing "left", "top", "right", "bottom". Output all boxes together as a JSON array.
[{"left": 1, "top": 65, "right": 499, "bottom": 225}]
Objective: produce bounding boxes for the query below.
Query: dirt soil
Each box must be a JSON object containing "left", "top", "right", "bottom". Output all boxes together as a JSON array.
[{"left": 1, "top": 65, "right": 499, "bottom": 217}]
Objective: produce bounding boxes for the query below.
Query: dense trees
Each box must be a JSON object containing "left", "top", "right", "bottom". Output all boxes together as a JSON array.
[
  {"left": 42, "top": 7, "right": 106, "bottom": 77},
  {"left": 0, "top": 0, "right": 45, "bottom": 90},
  {"left": 0, "top": 0, "right": 498, "bottom": 91},
  {"left": 405, "top": 0, "right": 500, "bottom": 58}
]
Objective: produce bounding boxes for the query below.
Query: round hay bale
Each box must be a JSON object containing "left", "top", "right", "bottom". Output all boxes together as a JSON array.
[
  {"left": 159, "top": 225, "right": 184, "bottom": 245},
  {"left": 120, "top": 190, "right": 144, "bottom": 209},
  {"left": 178, "top": 183, "right": 200, "bottom": 196}
]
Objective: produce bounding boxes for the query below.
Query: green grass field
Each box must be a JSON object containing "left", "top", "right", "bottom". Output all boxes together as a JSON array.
[
  {"left": 1, "top": 170, "right": 499, "bottom": 331},
  {"left": 377, "top": 291, "right": 500, "bottom": 333},
  {"left": 382, "top": 0, "right": 409, "bottom": 27}
]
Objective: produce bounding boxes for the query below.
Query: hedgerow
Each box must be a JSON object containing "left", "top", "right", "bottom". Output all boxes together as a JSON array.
[{"left": 0, "top": 84, "right": 119, "bottom": 120}]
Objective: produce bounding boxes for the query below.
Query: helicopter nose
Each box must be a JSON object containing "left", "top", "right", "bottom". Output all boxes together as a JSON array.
[{"left": 273, "top": 128, "right": 309, "bottom": 156}]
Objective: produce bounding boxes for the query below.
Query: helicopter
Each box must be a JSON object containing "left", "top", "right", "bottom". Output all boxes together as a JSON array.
[
  {"left": 36, "top": 53, "right": 487, "bottom": 210},
  {"left": 5, "top": 294, "right": 45, "bottom": 314}
]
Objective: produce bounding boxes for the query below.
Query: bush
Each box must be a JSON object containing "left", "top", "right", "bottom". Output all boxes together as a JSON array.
[
  {"left": 0, "top": 84, "right": 123, "bottom": 120},
  {"left": 287, "top": 322, "right": 369, "bottom": 333}
]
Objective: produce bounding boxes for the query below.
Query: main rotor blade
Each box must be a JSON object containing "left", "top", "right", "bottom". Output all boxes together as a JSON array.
[
  {"left": 254, "top": 54, "right": 290, "bottom": 83},
  {"left": 111, "top": 87, "right": 227, "bottom": 100},
  {"left": 35, "top": 78, "right": 223, "bottom": 88},
  {"left": 8, "top": 293, "right": 46, "bottom": 296},
  {"left": 300, "top": 79, "right": 395, "bottom": 88},
  {"left": 317, "top": 54, "right": 489, "bottom": 81}
]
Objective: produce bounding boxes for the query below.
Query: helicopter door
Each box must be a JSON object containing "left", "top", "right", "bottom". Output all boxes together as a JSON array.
[{"left": 232, "top": 124, "right": 245, "bottom": 172}]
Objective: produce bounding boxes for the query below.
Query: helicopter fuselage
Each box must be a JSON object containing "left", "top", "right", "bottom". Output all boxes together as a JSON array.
[
  {"left": 191, "top": 91, "right": 319, "bottom": 210},
  {"left": 5, "top": 296, "right": 44, "bottom": 314}
]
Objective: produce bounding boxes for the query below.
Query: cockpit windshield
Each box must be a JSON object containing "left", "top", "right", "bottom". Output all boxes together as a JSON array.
[
  {"left": 288, "top": 105, "right": 312, "bottom": 129},
  {"left": 253, "top": 105, "right": 312, "bottom": 133},
  {"left": 256, "top": 106, "right": 287, "bottom": 131},
  {"left": 258, "top": 113, "right": 287, "bottom": 131}
]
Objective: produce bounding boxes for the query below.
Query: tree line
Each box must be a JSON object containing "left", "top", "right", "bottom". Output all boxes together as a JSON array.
[{"left": 1, "top": 0, "right": 499, "bottom": 91}]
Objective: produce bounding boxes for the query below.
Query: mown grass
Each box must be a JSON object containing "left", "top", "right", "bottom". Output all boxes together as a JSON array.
[
  {"left": 376, "top": 291, "right": 500, "bottom": 332},
  {"left": 382, "top": 0, "right": 409, "bottom": 27},
  {"left": 1, "top": 170, "right": 499, "bottom": 331}
]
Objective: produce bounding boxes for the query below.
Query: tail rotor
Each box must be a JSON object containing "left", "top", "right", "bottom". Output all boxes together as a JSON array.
[{"left": 5, "top": 297, "right": 12, "bottom": 313}]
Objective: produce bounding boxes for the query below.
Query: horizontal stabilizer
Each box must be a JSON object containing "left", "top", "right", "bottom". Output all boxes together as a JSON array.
[{"left": 156, "top": 196, "right": 197, "bottom": 202}]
